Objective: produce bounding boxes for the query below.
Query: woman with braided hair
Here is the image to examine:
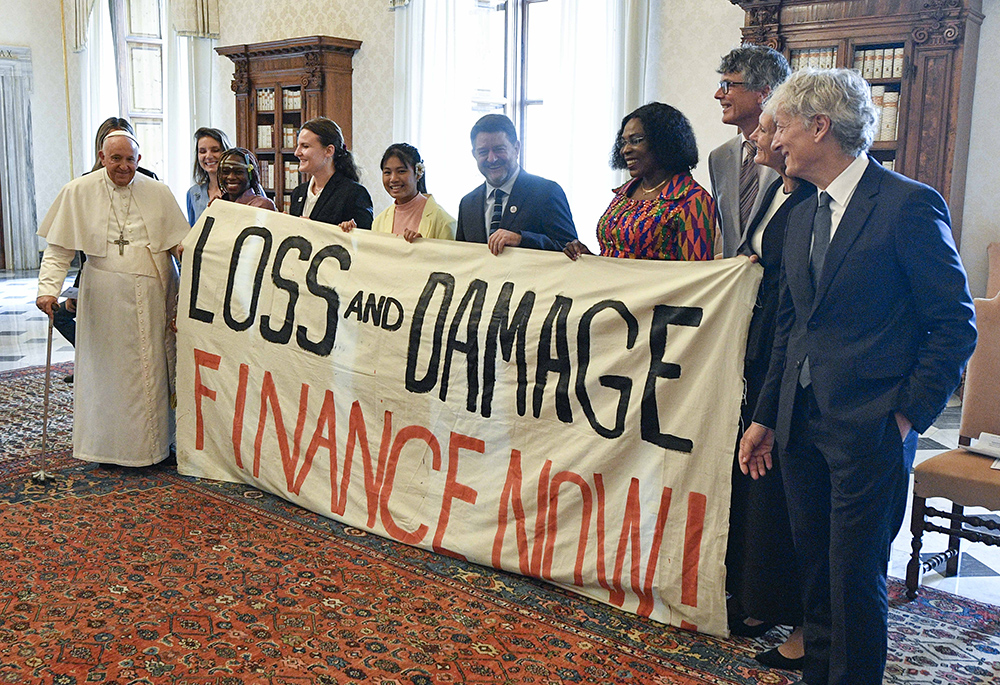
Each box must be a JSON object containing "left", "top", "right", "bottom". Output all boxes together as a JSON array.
[{"left": 216, "top": 147, "right": 276, "bottom": 211}]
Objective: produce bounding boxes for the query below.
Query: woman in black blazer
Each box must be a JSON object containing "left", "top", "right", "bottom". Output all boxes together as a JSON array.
[
  {"left": 726, "top": 110, "right": 814, "bottom": 672},
  {"left": 289, "top": 117, "right": 374, "bottom": 229}
]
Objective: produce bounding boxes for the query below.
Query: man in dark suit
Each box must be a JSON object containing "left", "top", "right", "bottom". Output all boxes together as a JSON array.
[
  {"left": 739, "top": 69, "right": 976, "bottom": 685},
  {"left": 456, "top": 114, "right": 577, "bottom": 255}
]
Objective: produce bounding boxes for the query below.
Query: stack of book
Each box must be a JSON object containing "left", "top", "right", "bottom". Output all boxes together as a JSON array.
[
  {"left": 258, "top": 159, "right": 273, "bottom": 189},
  {"left": 256, "top": 125, "right": 273, "bottom": 149},
  {"left": 282, "top": 124, "right": 296, "bottom": 150},
  {"left": 789, "top": 47, "right": 838, "bottom": 70},
  {"left": 282, "top": 88, "right": 301, "bottom": 110},
  {"left": 869, "top": 85, "right": 900, "bottom": 142},
  {"left": 854, "top": 47, "right": 904, "bottom": 80},
  {"left": 284, "top": 160, "right": 300, "bottom": 190},
  {"left": 256, "top": 88, "right": 276, "bottom": 111}
]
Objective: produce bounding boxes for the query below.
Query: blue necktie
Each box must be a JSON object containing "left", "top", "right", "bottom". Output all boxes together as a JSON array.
[
  {"left": 800, "top": 191, "right": 833, "bottom": 388},
  {"left": 811, "top": 191, "right": 832, "bottom": 282}
]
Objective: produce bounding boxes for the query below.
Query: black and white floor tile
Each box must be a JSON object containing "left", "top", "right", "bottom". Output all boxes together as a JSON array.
[{"left": 1, "top": 268, "right": 997, "bottom": 605}]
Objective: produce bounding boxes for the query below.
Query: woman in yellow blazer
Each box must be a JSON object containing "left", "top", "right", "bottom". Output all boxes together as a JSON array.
[{"left": 372, "top": 143, "right": 456, "bottom": 241}]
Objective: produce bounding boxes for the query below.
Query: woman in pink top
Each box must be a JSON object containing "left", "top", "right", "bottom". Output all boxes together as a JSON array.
[
  {"left": 217, "top": 148, "right": 277, "bottom": 211},
  {"left": 371, "top": 143, "right": 455, "bottom": 242}
]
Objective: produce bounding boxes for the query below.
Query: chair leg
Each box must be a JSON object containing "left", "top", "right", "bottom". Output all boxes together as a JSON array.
[
  {"left": 945, "top": 503, "right": 964, "bottom": 577},
  {"left": 906, "top": 494, "right": 927, "bottom": 599}
]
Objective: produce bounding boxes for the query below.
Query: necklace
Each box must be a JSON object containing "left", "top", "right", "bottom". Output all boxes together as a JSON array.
[
  {"left": 640, "top": 177, "right": 668, "bottom": 194},
  {"left": 106, "top": 179, "right": 135, "bottom": 256}
]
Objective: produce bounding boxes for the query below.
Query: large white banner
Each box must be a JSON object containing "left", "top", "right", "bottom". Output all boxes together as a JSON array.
[{"left": 176, "top": 202, "right": 762, "bottom": 636}]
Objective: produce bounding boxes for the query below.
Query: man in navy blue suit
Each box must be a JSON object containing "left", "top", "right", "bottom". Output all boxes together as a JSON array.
[
  {"left": 739, "top": 69, "right": 976, "bottom": 685},
  {"left": 456, "top": 114, "right": 577, "bottom": 255}
]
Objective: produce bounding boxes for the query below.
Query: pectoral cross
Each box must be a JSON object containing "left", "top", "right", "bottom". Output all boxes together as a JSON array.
[{"left": 114, "top": 233, "right": 130, "bottom": 255}]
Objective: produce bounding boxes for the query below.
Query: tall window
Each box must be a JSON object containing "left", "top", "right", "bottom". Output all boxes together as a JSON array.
[
  {"left": 89, "top": 0, "right": 166, "bottom": 178},
  {"left": 394, "top": 0, "right": 625, "bottom": 243},
  {"left": 470, "top": 0, "right": 569, "bottom": 170}
]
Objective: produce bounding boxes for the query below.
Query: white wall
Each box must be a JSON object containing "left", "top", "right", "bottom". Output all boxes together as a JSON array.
[
  {"left": 0, "top": 0, "right": 74, "bottom": 221},
  {"left": 648, "top": 0, "right": 747, "bottom": 190},
  {"left": 961, "top": 0, "right": 1000, "bottom": 297},
  {"left": 214, "top": 0, "right": 396, "bottom": 215}
]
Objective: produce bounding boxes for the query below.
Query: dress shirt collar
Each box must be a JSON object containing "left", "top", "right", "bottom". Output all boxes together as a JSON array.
[
  {"left": 821, "top": 153, "right": 869, "bottom": 213},
  {"left": 487, "top": 166, "right": 520, "bottom": 201},
  {"left": 820, "top": 153, "right": 869, "bottom": 239}
]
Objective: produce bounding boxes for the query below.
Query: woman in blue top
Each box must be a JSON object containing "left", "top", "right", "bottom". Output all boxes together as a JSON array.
[{"left": 186, "top": 127, "right": 231, "bottom": 226}]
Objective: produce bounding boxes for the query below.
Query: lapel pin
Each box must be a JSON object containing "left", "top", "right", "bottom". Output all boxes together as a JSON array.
[{"left": 510, "top": 205, "right": 518, "bottom": 214}]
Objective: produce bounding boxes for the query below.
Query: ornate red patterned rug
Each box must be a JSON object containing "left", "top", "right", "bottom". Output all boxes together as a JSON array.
[{"left": 1, "top": 365, "right": 998, "bottom": 685}]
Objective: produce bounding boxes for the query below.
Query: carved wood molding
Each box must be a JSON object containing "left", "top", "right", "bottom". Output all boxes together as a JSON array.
[
  {"left": 732, "top": 0, "right": 783, "bottom": 50},
  {"left": 231, "top": 55, "right": 249, "bottom": 94},
  {"left": 302, "top": 51, "right": 323, "bottom": 90},
  {"left": 913, "top": 0, "right": 965, "bottom": 47}
]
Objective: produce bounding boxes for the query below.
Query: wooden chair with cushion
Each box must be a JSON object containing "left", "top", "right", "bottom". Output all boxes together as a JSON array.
[{"left": 905, "top": 290, "right": 1000, "bottom": 599}]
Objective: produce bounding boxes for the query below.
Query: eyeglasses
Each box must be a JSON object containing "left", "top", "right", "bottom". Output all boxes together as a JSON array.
[
  {"left": 617, "top": 135, "right": 645, "bottom": 150},
  {"left": 718, "top": 80, "right": 746, "bottom": 95},
  {"left": 219, "top": 163, "right": 251, "bottom": 174}
]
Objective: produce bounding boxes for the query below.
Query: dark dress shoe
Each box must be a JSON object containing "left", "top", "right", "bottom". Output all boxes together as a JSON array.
[
  {"left": 755, "top": 646, "right": 804, "bottom": 671},
  {"left": 728, "top": 618, "right": 776, "bottom": 637}
]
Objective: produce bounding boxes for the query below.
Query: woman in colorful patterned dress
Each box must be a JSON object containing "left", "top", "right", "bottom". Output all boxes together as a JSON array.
[{"left": 564, "top": 102, "right": 715, "bottom": 261}]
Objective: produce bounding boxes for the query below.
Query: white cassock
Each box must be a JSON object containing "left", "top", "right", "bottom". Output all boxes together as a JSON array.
[{"left": 37, "top": 169, "right": 190, "bottom": 466}]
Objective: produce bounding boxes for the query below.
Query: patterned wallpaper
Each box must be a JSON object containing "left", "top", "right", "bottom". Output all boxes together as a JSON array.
[{"left": 214, "top": 0, "right": 396, "bottom": 214}]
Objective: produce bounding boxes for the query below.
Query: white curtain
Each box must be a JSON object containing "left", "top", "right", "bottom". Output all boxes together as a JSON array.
[
  {"left": 392, "top": 0, "right": 488, "bottom": 225},
  {"left": 80, "top": 0, "right": 121, "bottom": 172},
  {"left": 170, "top": 0, "right": 220, "bottom": 38},
  {"left": 393, "top": 0, "right": 646, "bottom": 249},
  {"left": 72, "top": 0, "right": 101, "bottom": 50}
]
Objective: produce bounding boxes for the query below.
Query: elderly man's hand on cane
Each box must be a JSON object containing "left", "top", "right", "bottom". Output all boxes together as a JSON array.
[{"left": 36, "top": 296, "right": 59, "bottom": 318}]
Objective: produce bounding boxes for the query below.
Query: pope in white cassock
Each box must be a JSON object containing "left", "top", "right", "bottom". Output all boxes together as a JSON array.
[{"left": 36, "top": 131, "right": 190, "bottom": 466}]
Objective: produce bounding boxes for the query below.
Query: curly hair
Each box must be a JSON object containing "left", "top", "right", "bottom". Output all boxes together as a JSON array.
[
  {"left": 610, "top": 103, "right": 699, "bottom": 175},
  {"left": 764, "top": 68, "right": 879, "bottom": 157},
  {"left": 218, "top": 147, "right": 267, "bottom": 200},
  {"left": 192, "top": 127, "right": 232, "bottom": 185},
  {"left": 301, "top": 117, "right": 360, "bottom": 183},
  {"left": 717, "top": 45, "right": 791, "bottom": 93},
  {"left": 381, "top": 143, "right": 427, "bottom": 194}
]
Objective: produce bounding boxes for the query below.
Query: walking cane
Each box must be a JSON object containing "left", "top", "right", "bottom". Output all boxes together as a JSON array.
[{"left": 33, "top": 305, "right": 59, "bottom": 483}]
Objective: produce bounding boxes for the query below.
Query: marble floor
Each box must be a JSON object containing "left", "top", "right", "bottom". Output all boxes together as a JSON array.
[{"left": 1, "top": 269, "right": 997, "bottom": 607}]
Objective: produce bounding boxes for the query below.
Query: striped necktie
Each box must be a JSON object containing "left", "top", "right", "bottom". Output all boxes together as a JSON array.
[
  {"left": 489, "top": 189, "right": 505, "bottom": 235},
  {"left": 738, "top": 141, "right": 758, "bottom": 231}
]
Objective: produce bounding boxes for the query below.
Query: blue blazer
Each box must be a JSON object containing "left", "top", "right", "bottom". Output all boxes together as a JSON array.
[
  {"left": 754, "top": 159, "right": 976, "bottom": 448},
  {"left": 456, "top": 170, "right": 577, "bottom": 251}
]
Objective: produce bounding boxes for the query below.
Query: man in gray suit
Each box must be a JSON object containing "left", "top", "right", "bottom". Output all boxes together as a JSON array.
[{"left": 709, "top": 45, "right": 790, "bottom": 257}]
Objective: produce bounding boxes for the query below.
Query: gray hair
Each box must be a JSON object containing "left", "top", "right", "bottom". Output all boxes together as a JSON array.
[
  {"left": 764, "top": 68, "right": 879, "bottom": 156},
  {"left": 717, "top": 45, "right": 791, "bottom": 93}
]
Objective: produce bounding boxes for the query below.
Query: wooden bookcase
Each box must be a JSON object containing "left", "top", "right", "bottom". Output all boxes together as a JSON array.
[
  {"left": 732, "top": 0, "right": 984, "bottom": 246},
  {"left": 216, "top": 35, "right": 362, "bottom": 212}
]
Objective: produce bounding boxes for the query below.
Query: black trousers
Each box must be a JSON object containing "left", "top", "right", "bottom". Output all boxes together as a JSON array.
[
  {"left": 782, "top": 385, "right": 914, "bottom": 685},
  {"left": 53, "top": 303, "right": 76, "bottom": 347}
]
